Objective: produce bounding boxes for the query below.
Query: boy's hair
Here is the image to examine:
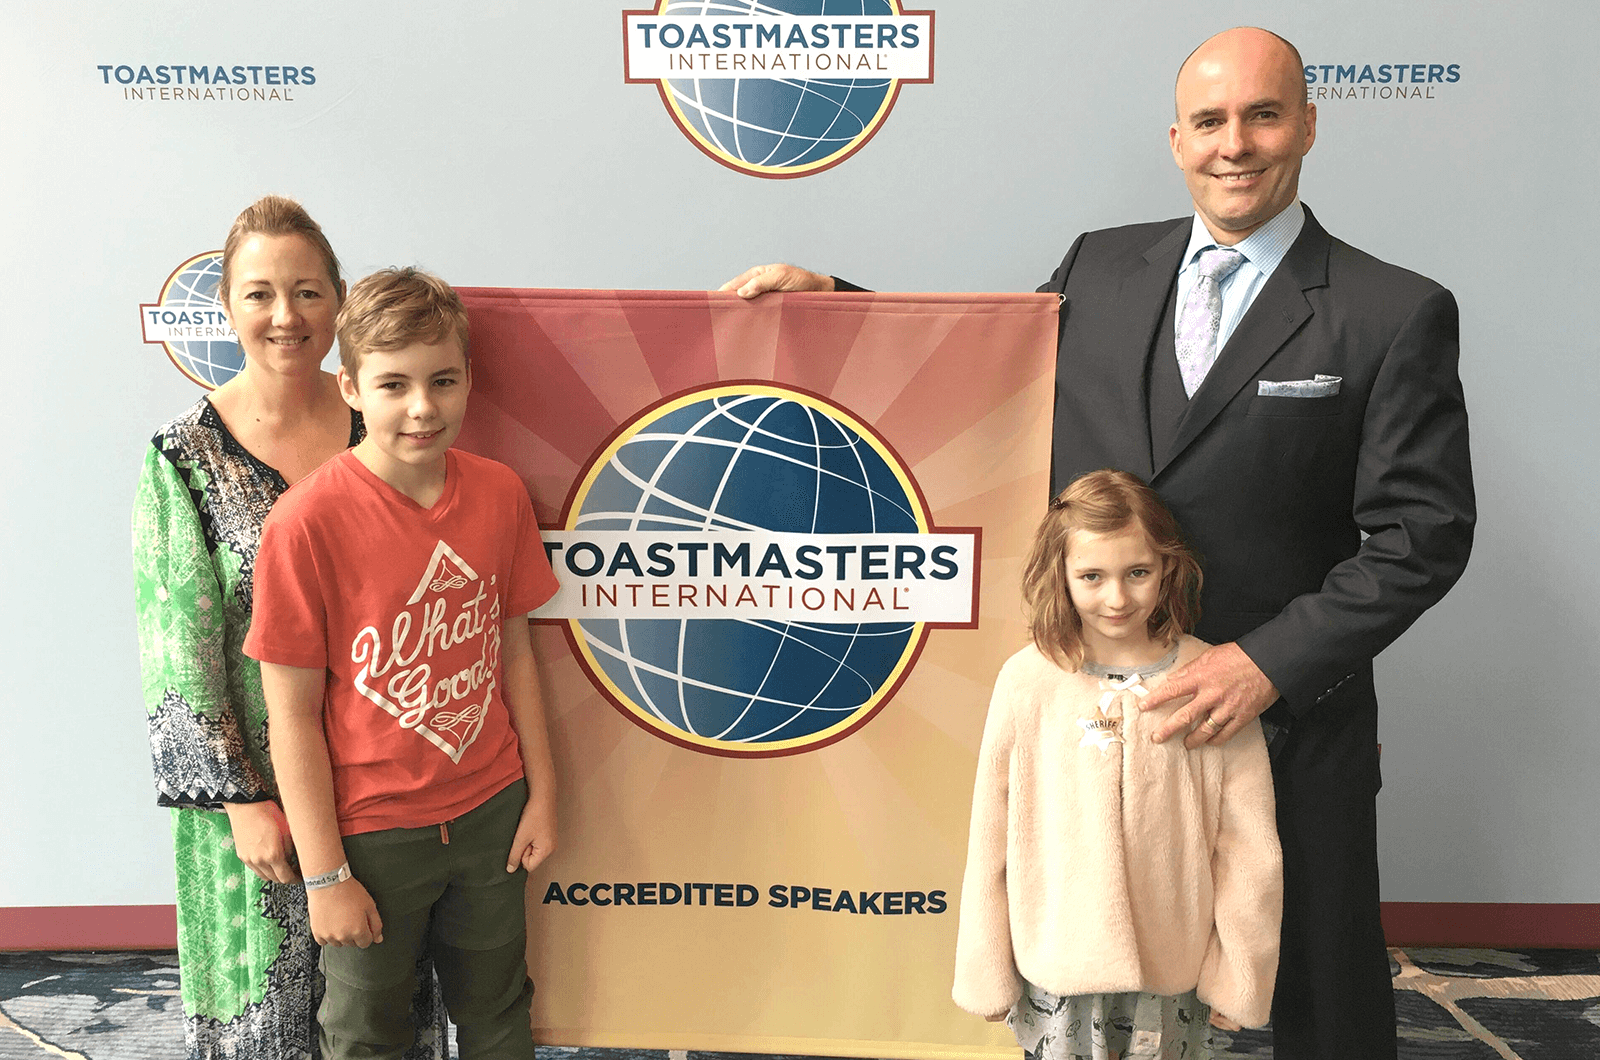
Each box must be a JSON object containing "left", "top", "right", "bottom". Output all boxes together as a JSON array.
[
  {"left": 219, "top": 195, "right": 342, "bottom": 305},
  {"left": 1021, "top": 469, "right": 1202, "bottom": 669},
  {"left": 336, "top": 267, "right": 470, "bottom": 376}
]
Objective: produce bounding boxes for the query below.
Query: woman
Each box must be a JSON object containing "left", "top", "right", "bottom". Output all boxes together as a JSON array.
[{"left": 133, "top": 196, "right": 447, "bottom": 1060}]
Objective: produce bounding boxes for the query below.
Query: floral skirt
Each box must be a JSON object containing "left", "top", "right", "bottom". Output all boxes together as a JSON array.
[{"left": 1008, "top": 982, "right": 1213, "bottom": 1060}]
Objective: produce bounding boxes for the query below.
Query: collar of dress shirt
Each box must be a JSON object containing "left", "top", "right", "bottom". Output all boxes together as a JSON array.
[{"left": 1180, "top": 199, "right": 1306, "bottom": 278}]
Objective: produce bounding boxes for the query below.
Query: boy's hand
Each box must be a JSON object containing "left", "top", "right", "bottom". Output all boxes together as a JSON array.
[
  {"left": 983, "top": 1012, "right": 1008, "bottom": 1023},
  {"left": 308, "top": 879, "right": 384, "bottom": 948},
  {"left": 1208, "top": 1010, "right": 1243, "bottom": 1032},
  {"left": 224, "top": 801, "right": 300, "bottom": 884},
  {"left": 506, "top": 796, "right": 556, "bottom": 873}
]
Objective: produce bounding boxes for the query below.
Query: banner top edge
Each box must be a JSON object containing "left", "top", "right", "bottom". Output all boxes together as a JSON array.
[{"left": 454, "top": 287, "right": 1058, "bottom": 312}]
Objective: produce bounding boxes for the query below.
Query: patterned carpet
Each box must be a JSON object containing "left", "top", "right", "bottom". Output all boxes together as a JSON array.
[{"left": 1, "top": 949, "right": 1597, "bottom": 1059}]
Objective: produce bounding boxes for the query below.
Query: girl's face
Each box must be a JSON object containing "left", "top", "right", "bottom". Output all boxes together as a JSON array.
[
  {"left": 1064, "top": 524, "right": 1167, "bottom": 661},
  {"left": 222, "top": 233, "right": 340, "bottom": 376}
]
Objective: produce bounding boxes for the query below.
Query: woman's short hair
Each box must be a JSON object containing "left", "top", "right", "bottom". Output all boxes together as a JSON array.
[
  {"left": 1021, "top": 468, "right": 1202, "bottom": 669},
  {"left": 218, "top": 195, "right": 342, "bottom": 305}
]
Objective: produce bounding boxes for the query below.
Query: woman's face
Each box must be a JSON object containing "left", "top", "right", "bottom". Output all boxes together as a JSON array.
[{"left": 221, "top": 233, "right": 340, "bottom": 375}]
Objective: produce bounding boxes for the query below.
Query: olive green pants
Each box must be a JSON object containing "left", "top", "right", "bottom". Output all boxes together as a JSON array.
[{"left": 321, "top": 780, "right": 534, "bottom": 1060}]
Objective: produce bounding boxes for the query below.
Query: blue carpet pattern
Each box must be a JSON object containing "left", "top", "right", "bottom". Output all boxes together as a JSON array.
[{"left": 1, "top": 949, "right": 1596, "bottom": 1059}]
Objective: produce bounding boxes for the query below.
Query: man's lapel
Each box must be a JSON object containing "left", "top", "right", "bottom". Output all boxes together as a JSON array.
[
  {"left": 1105, "top": 219, "right": 1189, "bottom": 479},
  {"left": 1154, "top": 208, "right": 1333, "bottom": 479}
]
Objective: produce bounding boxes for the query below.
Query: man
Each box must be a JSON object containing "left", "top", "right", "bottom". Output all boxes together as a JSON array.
[{"left": 723, "top": 27, "right": 1474, "bottom": 1059}]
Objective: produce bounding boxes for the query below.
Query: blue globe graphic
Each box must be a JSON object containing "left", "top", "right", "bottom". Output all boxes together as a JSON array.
[
  {"left": 662, "top": 0, "right": 896, "bottom": 173},
  {"left": 162, "top": 254, "right": 243, "bottom": 388},
  {"left": 574, "top": 390, "right": 921, "bottom": 752}
]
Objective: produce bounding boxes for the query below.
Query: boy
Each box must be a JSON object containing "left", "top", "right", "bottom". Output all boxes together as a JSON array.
[{"left": 245, "top": 267, "right": 558, "bottom": 1060}]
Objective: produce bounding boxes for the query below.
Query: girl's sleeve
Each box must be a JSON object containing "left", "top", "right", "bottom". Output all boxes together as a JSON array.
[
  {"left": 133, "top": 443, "right": 271, "bottom": 809},
  {"left": 951, "top": 663, "right": 1022, "bottom": 1018},
  {"left": 1196, "top": 719, "right": 1283, "bottom": 1028}
]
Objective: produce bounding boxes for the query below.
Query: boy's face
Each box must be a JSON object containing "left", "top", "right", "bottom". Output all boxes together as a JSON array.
[{"left": 339, "top": 339, "right": 471, "bottom": 482}]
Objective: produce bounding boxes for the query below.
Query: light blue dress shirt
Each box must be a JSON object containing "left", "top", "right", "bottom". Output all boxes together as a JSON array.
[{"left": 1173, "top": 200, "right": 1305, "bottom": 354}]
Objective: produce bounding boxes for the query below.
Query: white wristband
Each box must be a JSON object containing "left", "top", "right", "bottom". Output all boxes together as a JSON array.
[{"left": 303, "top": 862, "right": 351, "bottom": 890}]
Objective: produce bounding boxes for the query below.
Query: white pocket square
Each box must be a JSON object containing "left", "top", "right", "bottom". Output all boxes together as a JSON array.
[{"left": 1257, "top": 374, "right": 1341, "bottom": 398}]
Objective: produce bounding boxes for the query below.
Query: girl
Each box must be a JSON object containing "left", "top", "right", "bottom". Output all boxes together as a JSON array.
[
  {"left": 953, "top": 469, "right": 1281, "bottom": 1060},
  {"left": 133, "top": 196, "right": 446, "bottom": 1060}
]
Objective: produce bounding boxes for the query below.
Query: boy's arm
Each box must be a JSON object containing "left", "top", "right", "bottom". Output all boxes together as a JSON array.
[
  {"left": 261, "top": 661, "right": 384, "bottom": 948},
  {"left": 501, "top": 616, "right": 557, "bottom": 873}
]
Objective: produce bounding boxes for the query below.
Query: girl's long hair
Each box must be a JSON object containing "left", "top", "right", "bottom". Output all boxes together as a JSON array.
[{"left": 1022, "top": 469, "right": 1202, "bottom": 669}]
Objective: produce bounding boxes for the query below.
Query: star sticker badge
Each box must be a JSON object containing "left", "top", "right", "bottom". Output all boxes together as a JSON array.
[{"left": 1079, "top": 716, "right": 1122, "bottom": 754}]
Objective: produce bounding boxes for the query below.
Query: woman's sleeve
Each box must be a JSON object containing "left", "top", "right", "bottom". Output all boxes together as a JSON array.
[
  {"left": 1195, "top": 719, "right": 1283, "bottom": 1028},
  {"left": 133, "top": 443, "right": 271, "bottom": 809},
  {"left": 951, "top": 664, "right": 1022, "bottom": 1018}
]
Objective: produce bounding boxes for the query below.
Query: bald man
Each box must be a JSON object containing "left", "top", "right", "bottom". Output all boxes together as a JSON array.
[{"left": 724, "top": 28, "right": 1474, "bottom": 1059}]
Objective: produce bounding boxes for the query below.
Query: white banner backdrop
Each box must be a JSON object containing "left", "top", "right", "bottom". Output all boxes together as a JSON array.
[{"left": 3, "top": 0, "right": 1597, "bottom": 929}]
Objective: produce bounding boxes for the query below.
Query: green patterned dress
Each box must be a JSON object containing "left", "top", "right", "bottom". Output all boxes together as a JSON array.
[{"left": 133, "top": 397, "right": 447, "bottom": 1060}]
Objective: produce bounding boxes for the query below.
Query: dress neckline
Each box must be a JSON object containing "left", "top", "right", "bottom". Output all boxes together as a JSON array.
[
  {"left": 200, "top": 396, "right": 362, "bottom": 490},
  {"left": 1080, "top": 642, "right": 1180, "bottom": 681}
]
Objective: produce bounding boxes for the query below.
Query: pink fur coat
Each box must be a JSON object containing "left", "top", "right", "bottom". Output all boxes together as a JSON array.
[{"left": 952, "top": 635, "right": 1282, "bottom": 1028}]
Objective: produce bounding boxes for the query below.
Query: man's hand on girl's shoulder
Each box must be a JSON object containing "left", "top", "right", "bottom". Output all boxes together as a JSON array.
[{"left": 1139, "top": 641, "right": 1278, "bottom": 748}]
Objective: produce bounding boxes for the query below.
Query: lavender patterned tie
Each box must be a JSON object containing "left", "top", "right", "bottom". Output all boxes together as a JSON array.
[{"left": 1175, "top": 247, "right": 1246, "bottom": 397}]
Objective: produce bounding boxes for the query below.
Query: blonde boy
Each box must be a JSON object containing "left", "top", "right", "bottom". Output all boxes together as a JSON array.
[{"left": 245, "top": 268, "right": 557, "bottom": 1060}]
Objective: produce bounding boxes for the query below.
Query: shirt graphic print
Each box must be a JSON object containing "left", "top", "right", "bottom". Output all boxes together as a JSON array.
[
  {"left": 352, "top": 540, "right": 506, "bottom": 765},
  {"left": 245, "top": 448, "right": 558, "bottom": 835}
]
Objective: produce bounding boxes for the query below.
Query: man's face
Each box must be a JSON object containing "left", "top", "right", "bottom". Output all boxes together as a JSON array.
[{"left": 1169, "top": 30, "right": 1316, "bottom": 245}]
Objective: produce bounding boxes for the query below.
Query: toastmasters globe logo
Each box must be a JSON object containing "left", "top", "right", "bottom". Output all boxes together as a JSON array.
[
  {"left": 534, "top": 384, "right": 978, "bottom": 756},
  {"left": 141, "top": 253, "right": 241, "bottom": 389},
  {"left": 623, "top": 1, "right": 934, "bottom": 178}
]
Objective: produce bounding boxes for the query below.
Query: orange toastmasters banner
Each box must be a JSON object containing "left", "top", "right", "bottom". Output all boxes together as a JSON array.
[{"left": 454, "top": 289, "right": 1055, "bottom": 1058}]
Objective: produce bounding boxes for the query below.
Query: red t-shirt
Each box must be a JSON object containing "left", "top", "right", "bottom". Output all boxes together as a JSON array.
[{"left": 245, "top": 448, "right": 558, "bottom": 835}]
